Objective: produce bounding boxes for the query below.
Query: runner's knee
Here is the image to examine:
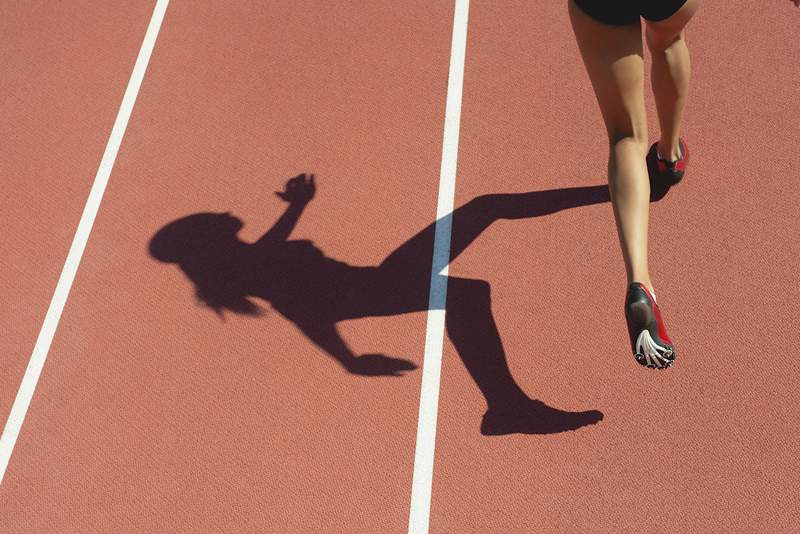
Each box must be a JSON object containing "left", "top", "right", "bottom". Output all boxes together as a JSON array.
[
  {"left": 608, "top": 133, "right": 649, "bottom": 158},
  {"left": 601, "top": 109, "right": 648, "bottom": 150},
  {"left": 607, "top": 128, "right": 648, "bottom": 153}
]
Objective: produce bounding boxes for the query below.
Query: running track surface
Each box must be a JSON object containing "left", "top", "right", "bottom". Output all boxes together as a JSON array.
[{"left": 2, "top": 1, "right": 799, "bottom": 532}]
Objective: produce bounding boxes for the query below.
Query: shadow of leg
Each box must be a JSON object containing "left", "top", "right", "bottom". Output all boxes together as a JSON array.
[
  {"left": 380, "top": 185, "right": 612, "bottom": 277},
  {"left": 446, "top": 277, "right": 604, "bottom": 435}
]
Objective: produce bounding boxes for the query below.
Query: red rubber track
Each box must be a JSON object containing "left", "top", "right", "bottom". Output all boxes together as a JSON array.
[
  {"left": 431, "top": 2, "right": 800, "bottom": 533},
  {"left": 0, "top": 0, "right": 156, "bottom": 447},
  {"left": 2, "top": 1, "right": 799, "bottom": 532},
  {"left": 2, "top": 1, "right": 452, "bottom": 532}
]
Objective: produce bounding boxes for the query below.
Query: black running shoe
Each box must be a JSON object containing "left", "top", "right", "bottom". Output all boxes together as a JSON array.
[
  {"left": 647, "top": 138, "right": 689, "bottom": 186},
  {"left": 625, "top": 283, "right": 676, "bottom": 370}
]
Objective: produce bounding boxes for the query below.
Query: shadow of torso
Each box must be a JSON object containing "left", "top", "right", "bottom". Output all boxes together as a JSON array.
[{"left": 247, "top": 239, "right": 398, "bottom": 323}]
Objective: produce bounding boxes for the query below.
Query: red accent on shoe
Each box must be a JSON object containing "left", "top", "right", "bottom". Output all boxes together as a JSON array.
[
  {"left": 673, "top": 138, "right": 689, "bottom": 172},
  {"left": 652, "top": 300, "right": 673, "bottom": 346},
  {"left": 639, "top": 284, "right": 673, "bottom": 346},
  {"left": 647, "top": 138, "right": 689, "bottom": 186}
]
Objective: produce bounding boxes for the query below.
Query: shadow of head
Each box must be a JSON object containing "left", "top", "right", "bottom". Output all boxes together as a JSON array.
[
  {"left": 149, "top": 212, "right": 243, "bottom": 263},
  {"left": 149, "top": 212, "right": 261, "bottom": 317}
]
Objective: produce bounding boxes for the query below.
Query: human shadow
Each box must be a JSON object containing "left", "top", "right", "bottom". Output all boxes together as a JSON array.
[{"left": 149, "top": 175, "right": 612, "bottom": 435}]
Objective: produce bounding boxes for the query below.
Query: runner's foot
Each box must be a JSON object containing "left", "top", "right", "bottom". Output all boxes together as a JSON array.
[
  {"left": 647, "top": 138, "right": 689, "bottom": 186},
  {"left": 625, "top": 282, "right": 676, "bottom": 369}
]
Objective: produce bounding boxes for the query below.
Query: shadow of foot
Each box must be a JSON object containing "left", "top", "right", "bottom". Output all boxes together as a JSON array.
[{"left": 480, "top": 399, "right": 604, "bottom": 435}]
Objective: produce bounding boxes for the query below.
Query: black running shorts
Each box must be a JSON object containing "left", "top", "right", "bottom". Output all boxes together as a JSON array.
[{"left": 573, "top": 0, "right": 689, "bottom": 26}]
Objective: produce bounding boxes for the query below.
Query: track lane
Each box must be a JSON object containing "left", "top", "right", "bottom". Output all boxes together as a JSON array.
[
  {"left": 429, "top": 1, "right": 800, "bottom": 532},
  {"left": 0, "top": 0, "right": 156, "bottom": 466},
  {"left": 1, "top": 2, "right": 454, "bottom": 532}
]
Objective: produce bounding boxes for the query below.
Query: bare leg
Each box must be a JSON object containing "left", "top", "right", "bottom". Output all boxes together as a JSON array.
[
  {"left": 646, "top": 0, "right": 700, "bottom": 160},
  {"left": 569, "top": 0, "right": 653, "bottom": 293}
]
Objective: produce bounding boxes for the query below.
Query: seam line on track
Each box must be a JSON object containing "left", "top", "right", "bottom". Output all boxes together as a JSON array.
[
  {"left": 407, "top": 0, "right": 470, "bottom": 532},
  {"left": 0, "top": 0, "right": 170, "bottom": 485}
]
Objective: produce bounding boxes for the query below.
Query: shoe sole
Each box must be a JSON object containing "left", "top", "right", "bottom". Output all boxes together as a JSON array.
[{"left": 628, "top": 300, "right": 676, "bottom": 370}]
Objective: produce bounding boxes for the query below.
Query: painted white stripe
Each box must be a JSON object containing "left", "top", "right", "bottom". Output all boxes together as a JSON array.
[
  {"left": 408, "top": 0, "right": 469, "bottom": 532},
  {"left": 0, "top": 0, "right": 170, "bottom": 485}
]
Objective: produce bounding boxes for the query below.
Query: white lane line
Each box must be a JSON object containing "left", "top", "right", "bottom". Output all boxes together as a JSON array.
[
  {"left": 0, "top": 0, "right": 170, "bottom": 485},
  {"left": 408, "top": 0, "right": 469, "bottom": 532}
]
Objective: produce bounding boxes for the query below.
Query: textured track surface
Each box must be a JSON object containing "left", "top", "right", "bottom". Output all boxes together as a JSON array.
[
  {"left": 431, "top": 2, "right": 800, "bottom": 532},
  {"left": 1, "top": 0, "right": 156, "bottom": 451},
  {"left": 2, "top": 1, "right": 799, "bottom": 532}
]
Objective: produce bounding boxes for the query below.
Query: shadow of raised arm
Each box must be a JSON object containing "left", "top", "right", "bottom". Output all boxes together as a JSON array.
[{"left": 256, "top": 173, "right": 316, "bottom": 246}]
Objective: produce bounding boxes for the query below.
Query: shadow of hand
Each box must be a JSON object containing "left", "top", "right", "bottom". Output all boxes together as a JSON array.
[
  {"left": 347, "top": 354, "right": 418, "bottom": 377},
  {"left": 275, "top": 173, "right": 315, "bottom": 204}
]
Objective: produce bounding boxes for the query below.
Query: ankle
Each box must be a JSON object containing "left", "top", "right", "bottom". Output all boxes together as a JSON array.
[
  {"left": 656, "top": 138, "right": 682, "bottom": 162},
  {"left": 630, "top": 278, "right": 656, "bottom": 298}
]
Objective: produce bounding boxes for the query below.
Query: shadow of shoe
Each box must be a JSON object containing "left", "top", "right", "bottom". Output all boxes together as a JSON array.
[{"left": 480, "top": 398, "right": 604, "bottom": 436}]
